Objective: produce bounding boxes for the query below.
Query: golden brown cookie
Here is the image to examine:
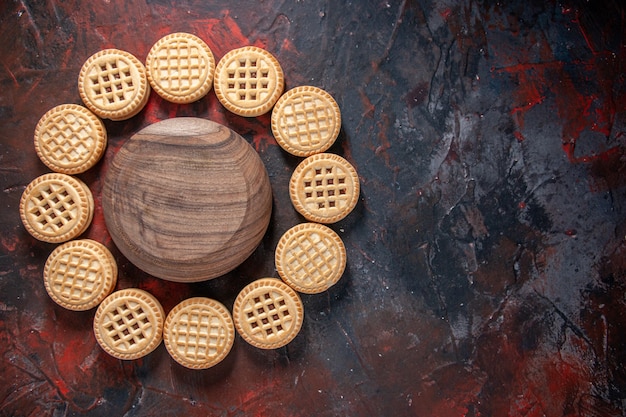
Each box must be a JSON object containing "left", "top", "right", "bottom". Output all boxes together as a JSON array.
[
  {"left": 289, "top": 153, "right": 360, "bottom": 223},
  {"left": 214, "top": 46, "right": 284, "bottom": 117},
  {"left": 271, "top": 86, "right": 341, "bottom": 156},
  {"left": 233, "top": 278, "right": 303, "bottom": 349},
  {"left": 34, "top": 104, "right": 107, "bottom": 174},
  {"left": 163, "top": 297, "right": 235, "bottom": 369},
  {"left": 78, "top": 49, "right": 150, "bottom": 121},
  {"left": 275, "top": 223, "right": 346, "bottom": 294},
  {"left": 93, "top": 288, "right": 164, "bottom": 360},
  {"left": 146, "top": 33, "right": 215, "bottom": 104},
  {"left": 43, "top": 239, "right": 117, "bottom": 311},
  {"left": 20, "top": 173, "right": 94, "bottom": 243}
]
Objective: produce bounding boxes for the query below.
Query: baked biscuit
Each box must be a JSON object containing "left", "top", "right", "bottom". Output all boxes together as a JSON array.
[
  {"left": 20, "top": 173, "right": 94, "bottom": 243},
  {"left": 289, "top": 153, "right": 360, "bottom": 223},
  {"left": 78, "top": 49, "right": 150, "bottom": 121},
  {"left": 34, "top": 104, "right": 107, "bottom": 174},
  {"left": 163, "top": 297, "right": 235, "bottom": 369},
  {"left": 275, "top": 223, "right": 346, "bottom": 294},
  {"left": 94, "top": 288, "right": 164, "bottom": 360},
  {"left": 271, "top": 86, "right": 341, "bottom": 156},
  {"left": 233, "top": 278, "right": 303, "bottom": 349},
  {"left": 214, "top": 46, "right": 284, "bottom": 117},
  {"left": 43, "top": 239, "right": 117, "bottom": 311},
  {"left": 146, "top": 33, "right": 215, "bottom": 104}
]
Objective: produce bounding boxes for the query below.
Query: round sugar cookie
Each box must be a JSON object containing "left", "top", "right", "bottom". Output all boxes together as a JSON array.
[
  {"left": 78, "top": 49, "right": 150, "bottom": 121},
  {"left": 34, "top": 104, "right": 107, "bottom": 174},
  {"left": 214, "top": 46, "right": 284, "bottom": 117},
  {"left": 146, "top": 32, "right": 215, "bottom": 103},
  {"left": 20, "top": 173, "right": 94, "bottom": 243},
  {"left": 233, "top": 278, "right": 303, "bottom": 349},
  {"left": 289, "top": 153, "right": 360, "bottom": 224},
  {"left": 94, "top": 288, "right": 164, "bottom": 360},
  {"left": 275, "top": 223, "right": 346, "bottom": 294},
  {"left": 164, "top": 297, "right": 235, "bottom": 369},
  {"left": 271, "top": 86, "right": 341, "bottom": 156},
  {"left": 43, "top": 239, "right": 117, "bottom": 311}
]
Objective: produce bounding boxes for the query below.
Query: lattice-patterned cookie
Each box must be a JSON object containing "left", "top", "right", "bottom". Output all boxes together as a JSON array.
[
  {"left": 34, "top": 104, "right": 107, "bottom": 174},
  {"left": 233, "top": 278, "right": 303, "bottom": 349},
  {"left": 275, "top": 223, "right": 346, "bottom": 294},
  {"left": 78, "top": 49, "right": 150, "bottom": 121},
  {"left": 289, "top": 153, "right": 360, "bottom": 223},
  {"left": 271, "top": 86, "right": 341, "bottom": 156},
  {"left": 214, "top": 46, "right": 284, "bottom": 117},
  {"left": 43, "top": 239, "right": 117, "bottom": 311},
  {"left": 20, "top": 173, "right": 94, "bottom": 243},
  {"left": 94, "top": 288, "right": 164, "bottom": 360},
  {"left": 163, "top": 297, "right": 234, "bottom": 369},
  {"left": 146, "top": 33, "right": 215, "bottom": 104}
]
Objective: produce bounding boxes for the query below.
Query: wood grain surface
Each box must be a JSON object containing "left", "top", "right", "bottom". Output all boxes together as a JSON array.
[{"left": 102, "top": 117, "right": 272, "bottom": 282}]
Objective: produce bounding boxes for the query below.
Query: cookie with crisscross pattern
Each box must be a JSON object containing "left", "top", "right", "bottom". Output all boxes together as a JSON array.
[
  {"left": 20, "top": 173, "right": 94, "bottom": 243},
  {"left": 289, "top": 153, "right": 360, "bottom": 224},
  {"left": 94, "top": 288, "right": 164, "bottom": 360},
  {"left": 78, "top": 49, "right": 150, "bottom": 120},
  {"left": 214, "top": 46, "right": 284, "bottom": 117},
  {"left": 275, "top": 223, "right": 346, "bottom": 294},
  {"left": 146, "top": 33, "right": 215, "bottom": 103},
  {"left": 164, "top": 297, "right": 234, "bottom": 369},
  {"left": 34, "top": 104, "right": 107, "bottom": 174},
  {"left": 271, "top": 86, "right": 341, "bottom": 156},
  {"left": 43, "top": 239, "right": 117, "bottom": 311},
  {"left": 233, "top": 278, "right": 303, "bottom": 349}
]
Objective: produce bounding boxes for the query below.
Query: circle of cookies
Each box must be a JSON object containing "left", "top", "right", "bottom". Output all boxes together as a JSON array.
[
  {"left": 275, "top": 223, "right": 346, "bottom": 294},
  {"left": 93, "top": 288, "right": 165, "bottom": 360},
  {"left": 43, "top": 239, "right": 117, "bottom": 311},
  {"left": 146, "top": 32, "right": 216, "bottom": 104},
  {"left": 163, "top": 297, "right": 235, "bottom": 369},
  {"left": 271, "top": 86, "right": 341, "bottom": 157},
  {"left": 213, "top": 46, "right": 284, "bottom": 117},
  {"left": 233, "top": 278, "right": 304, "bottom": 349},
  {"left": 24, "top": 39, "right": 360, "bottom": 363},
  {"left": 20, "top": 173, "right": 94, "bottom": 243},
  {"left": 78, "top": 49, "right": 150, "bottom": 121},
  {"left": 34, "top": 104, "right": 107, "bottom": 174},
  {"left": 289, "top": 153, "right": 360, "bottom": 224}
]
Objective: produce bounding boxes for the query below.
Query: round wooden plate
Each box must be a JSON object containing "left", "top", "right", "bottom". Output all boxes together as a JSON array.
[{"left": 102, "top": 117, "right": 272, "bottom": 282}]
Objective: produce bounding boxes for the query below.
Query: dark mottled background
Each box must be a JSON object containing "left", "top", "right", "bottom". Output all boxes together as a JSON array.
[{"left": 1, "top": 0, "right": 625, "bottom": 416}]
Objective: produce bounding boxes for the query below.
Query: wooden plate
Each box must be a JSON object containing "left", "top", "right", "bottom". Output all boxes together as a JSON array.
[{"left": 102, "top": 117, "right": 272, "bottom": 282}]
